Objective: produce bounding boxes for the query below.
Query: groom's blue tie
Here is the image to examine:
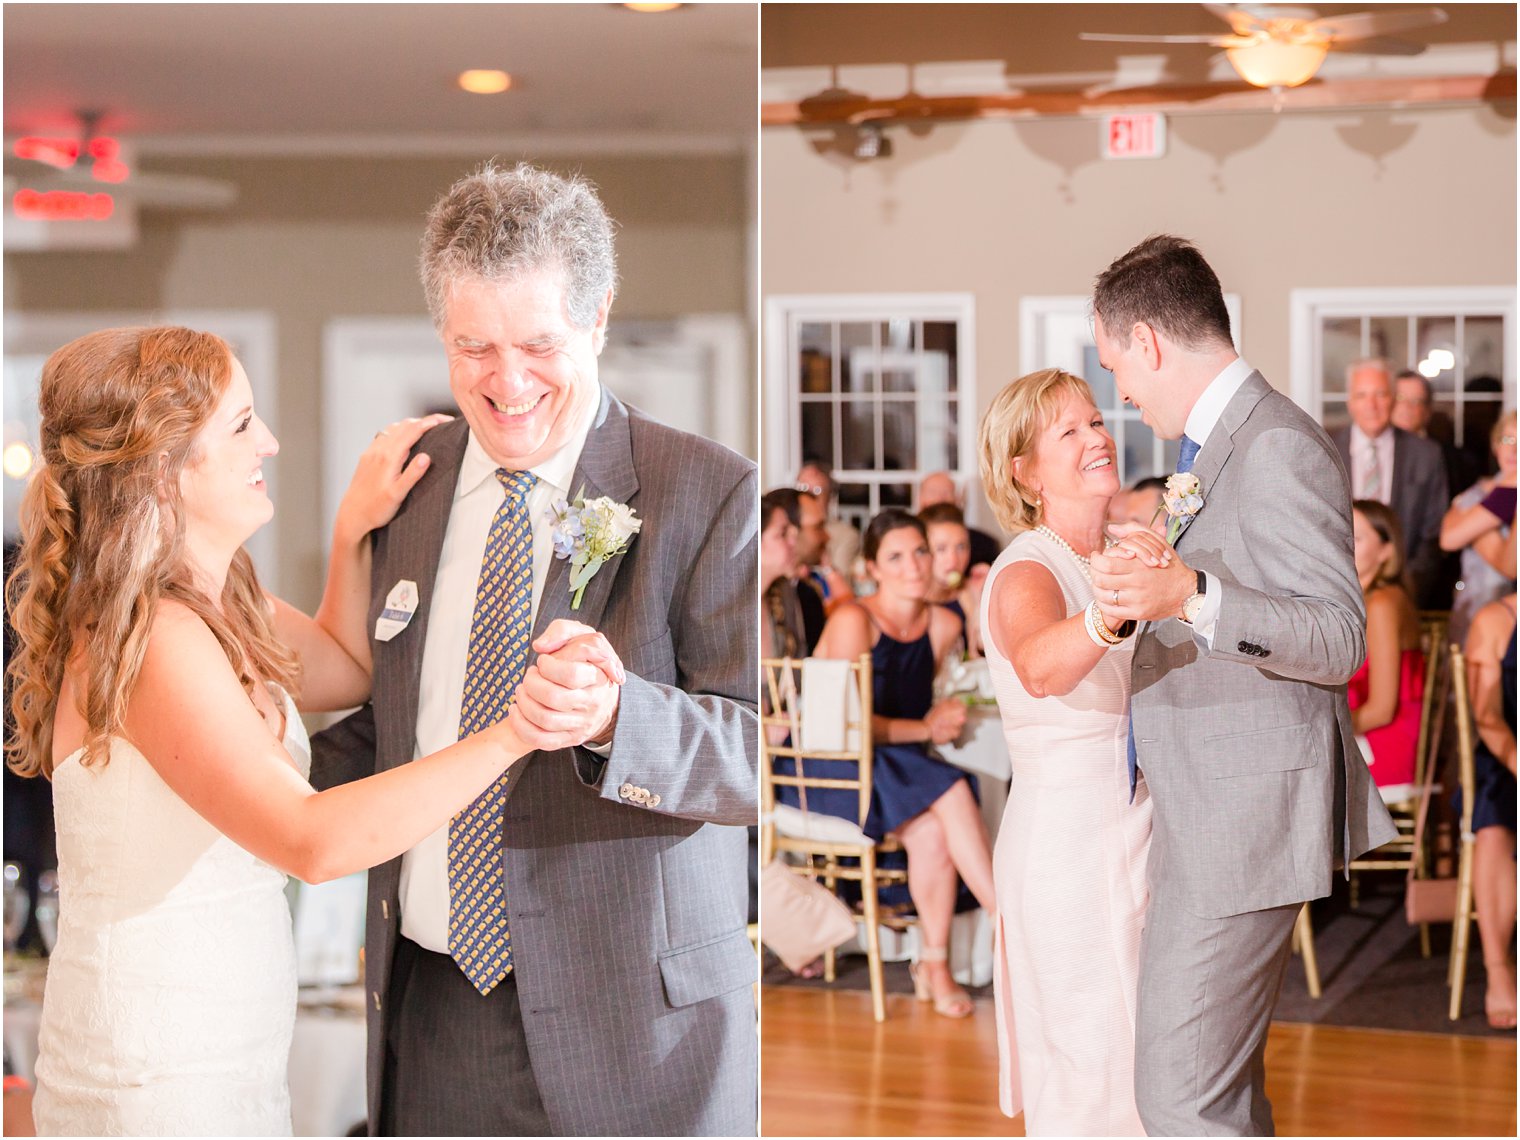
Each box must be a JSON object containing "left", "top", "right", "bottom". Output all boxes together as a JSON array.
[
  {"left": 1127, "top": 434, "right": 1202, "bottom": 802},
  {"left": 449, "top": 468, "right": 536, "bottom": 995}
]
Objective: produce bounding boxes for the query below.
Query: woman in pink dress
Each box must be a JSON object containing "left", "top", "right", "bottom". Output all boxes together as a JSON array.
[
  {"left": 977, "top": 368, "right": 1165, "bottom": 1135},
  {"left": 1347, "top": 499, "right": 1424, "bottom": 801}
]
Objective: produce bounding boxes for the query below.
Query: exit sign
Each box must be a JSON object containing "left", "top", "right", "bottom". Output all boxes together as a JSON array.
[{"left": 1103, "top": 113, "right": 1167, "bottom": 160}]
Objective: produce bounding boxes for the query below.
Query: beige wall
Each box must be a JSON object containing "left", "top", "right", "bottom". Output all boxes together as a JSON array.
[
  {"left": 6, "top": 153, "right": 751, "bottom": 606},
  {"left": 762, "top": 103, "right": 1517, "bottom": 528}
]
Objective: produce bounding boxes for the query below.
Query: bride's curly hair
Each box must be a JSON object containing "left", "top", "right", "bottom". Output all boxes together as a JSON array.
[{"left": 6, "top": 326, "right": 299, "bottom": 779}]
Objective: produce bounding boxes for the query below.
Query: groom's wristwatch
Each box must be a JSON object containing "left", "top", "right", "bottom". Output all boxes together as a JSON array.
[{"left": 1178, "top": 570, "right": 1208, "bottom": 625}]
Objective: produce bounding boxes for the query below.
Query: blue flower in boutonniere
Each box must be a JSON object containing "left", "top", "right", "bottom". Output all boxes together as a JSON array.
[
  {"left": 549, "top": 490, "right": 642, "bottom": 610},
  {"left": 1159, "top": 472, "right": 1205, "bottom": 543}
]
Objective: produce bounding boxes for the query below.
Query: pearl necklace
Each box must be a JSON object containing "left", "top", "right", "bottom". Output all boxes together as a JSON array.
[{"left": 1034, "top": 524, "right": 1102, "bottom": 582}]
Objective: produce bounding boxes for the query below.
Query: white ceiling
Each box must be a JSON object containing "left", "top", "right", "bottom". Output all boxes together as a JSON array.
[{"left": 3, "top": 3, "right": 759, "bottom": 156}]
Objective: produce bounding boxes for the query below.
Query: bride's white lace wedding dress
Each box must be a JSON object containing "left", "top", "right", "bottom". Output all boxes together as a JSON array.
[{"left": 33, "top": 690, "right": 308, "bottom": 1136}]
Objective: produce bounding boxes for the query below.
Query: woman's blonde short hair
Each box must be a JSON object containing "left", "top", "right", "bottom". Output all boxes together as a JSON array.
[{"left": 977, "top": 368, "right": 1097, "bottom": 534}]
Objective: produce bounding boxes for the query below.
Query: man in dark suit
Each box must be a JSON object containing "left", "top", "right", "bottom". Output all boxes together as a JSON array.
[
  {"left": 1331, "top": 359, "right": 1449, "bottom": 608},
  {"left": 311, "top": 162, "right": 757, "bottom": 1136}
]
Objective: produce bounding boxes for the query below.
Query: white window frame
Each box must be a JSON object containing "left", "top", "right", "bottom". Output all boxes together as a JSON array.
[
  {"left": 1289, "top": 286, "right": 1517, "bottom": 430},
  {"left": 764, "top": 291, "right": 977, "bottom": 524}
]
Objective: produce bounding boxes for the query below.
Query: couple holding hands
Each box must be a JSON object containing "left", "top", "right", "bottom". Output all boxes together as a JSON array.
[{"left": 8, "top": 163, "right": 758, "bottom": 1137}]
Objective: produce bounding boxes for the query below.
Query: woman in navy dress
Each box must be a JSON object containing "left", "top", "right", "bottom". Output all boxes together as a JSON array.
[
  {"left": 779, "top": 509, "right": 995, "bottom": 1017},
  {"left": 1466, "top": 592, "right": 1517, "bottom": 1028}
]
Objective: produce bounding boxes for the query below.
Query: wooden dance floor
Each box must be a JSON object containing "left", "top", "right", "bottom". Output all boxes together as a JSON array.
[{"left": 760, "top": 987, "right": 1518, "bottom": 1137}]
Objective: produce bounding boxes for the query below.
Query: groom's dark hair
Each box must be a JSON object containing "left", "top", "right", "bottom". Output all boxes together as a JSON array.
[{"left": 1093, "top": 235, "right": 1233, "bottom": 352}]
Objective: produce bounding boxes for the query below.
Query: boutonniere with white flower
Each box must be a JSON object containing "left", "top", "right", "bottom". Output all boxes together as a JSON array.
[
  {"left": 549, "top": 490, "right": 641, "bottom": 610},
  {"left": 1159, "top": 473, "right": 1205, "bottom": 543}
]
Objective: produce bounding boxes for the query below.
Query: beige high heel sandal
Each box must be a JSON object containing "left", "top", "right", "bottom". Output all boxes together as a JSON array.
[{"left": 909, "top": 946, "right": 974, "bottom": 1019}]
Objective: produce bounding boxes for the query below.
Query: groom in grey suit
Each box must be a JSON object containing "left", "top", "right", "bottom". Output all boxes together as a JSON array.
[
  {"left": 311, "top": 162, "right": 757, "bottom": 1136},
  {"left": 1089, "top": 235, "right": 1397, "bottom": 1136}
]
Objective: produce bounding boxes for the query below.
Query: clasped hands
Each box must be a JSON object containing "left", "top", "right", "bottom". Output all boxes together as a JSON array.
[
  {"left": 508, "top": 619, "right": 627, "bottom": 752},
  {"left": 1089, "top": 523, "right": 1196, "bottom": 627}
]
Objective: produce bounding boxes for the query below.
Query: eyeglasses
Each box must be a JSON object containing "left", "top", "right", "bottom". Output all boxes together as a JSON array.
[
  {"left": 794, "top": 482, "right": 824, "bottom": 496},
  {"left": 1500, "top": 434, "right": 1517, "bottom": 447}
]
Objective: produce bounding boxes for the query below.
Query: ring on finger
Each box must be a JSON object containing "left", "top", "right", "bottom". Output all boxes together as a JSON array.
[{"left": 1112, "top": 589, "right": 1120, "bottom": 605}]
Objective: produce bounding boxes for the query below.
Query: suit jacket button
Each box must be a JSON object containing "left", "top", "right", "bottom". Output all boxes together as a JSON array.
[
  {"left": 619, "top": 783, "right": 636, "bottom": 800},
  {"left": 647, "top": 793, "right": 662, "bottom": 808}
]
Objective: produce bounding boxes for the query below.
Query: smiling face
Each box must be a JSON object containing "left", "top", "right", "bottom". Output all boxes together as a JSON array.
[
  {"left": 441, "top": 268, "right": 609, "bottom": 470},
  {"left": 1493, "top": 412, "right": 1517, "bottom": 480},
  {"left": 1094, "top": 314, "right": 1182, "bottom": 440},
  {"left": 1018, "top": 390, "right": 1120, "bottom": 512},
  {"left": 1347, "top": 364, "right": 1394, "bottom": 439},
  {"left": 867, "top": 523, "right": 932, "bottom": 601},
  {"left": 926, "top": 520, "right": 971, "bottom": 588},
  {"left": 178, "top": 356, "right": 279, "bottom": 559}
]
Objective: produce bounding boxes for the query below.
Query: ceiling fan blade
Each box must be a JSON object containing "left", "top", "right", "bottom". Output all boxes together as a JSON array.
[
  {"left": 1080, "top": 31, "right": 1243, "bottom": 46},
  {"left": 1306, "top": 6, "right": 1448, "bottom": 43},
  {"left": 1203, "top": 4, "right": 1270, "bottom": 38},
  {"left": 1324, "top": 35, "right": 1427, "bottom": 57}
]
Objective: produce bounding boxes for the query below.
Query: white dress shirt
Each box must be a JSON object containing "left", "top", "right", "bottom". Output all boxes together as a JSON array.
[
  {"left": 1176, "top": 356, "right": 1255, "bottom": 645},
  {"left": 1348, "top": 422, "right": 1396, "bottom": 506},
  {"left": 399, "top": 395, "right": 598, "bottom": 953}
]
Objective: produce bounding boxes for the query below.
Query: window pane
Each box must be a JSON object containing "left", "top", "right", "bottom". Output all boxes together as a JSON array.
[
  {"left": 800, "top": 401, "right": 835, "bottom": 466},
  {"left": 1464, "top": 316, "right": 1505, "bottom": 388},
  {"left": 881, "top": 319, "right": 915, "bottom": 352},
  {"left": 1322, "top": 398, "right": 1350, "bottom": 436},
  {"left": 1368, "top": 316, "right": 1409, "bottom": 369},
  {"left": 798, "top": 322, "right": 834, "bottom": 395},
  {"left": 924, "top": 321, "right": 958, "bottom": 393},
  {"left": 882, "top": 402, "right": 917, "bottom": 472},
  {"left": 1414, "top": 316, "right": 1458, "bottom": 395},
  {"left": 840, "top": 398, "right": 877, "bottom": 469},
  {"left": 1082, "top": 344, "right": 1117, "bottom": 408},
  {"left": 1120, "top": 416, "right": 1159, "bottom": 483},
  {"left": 881, "top": 367, "right": 915, "bottom": 394},
  {"left": 880, "top": 482, "right": 913, "bottom": 510},
  {"left": 839, "top": 321, "right": 875, "bottom": 394},
  {"left": 1321, "top": 317, "right": 1362, "bottom": 396}
]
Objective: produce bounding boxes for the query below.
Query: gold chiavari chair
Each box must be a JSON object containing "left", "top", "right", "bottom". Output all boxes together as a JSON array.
[
  {"left": 760, "top": 654, "right": 910, "bottom": 1023},
  {"left": 1444, "top": 642, "right": 1480, "bottom": 1020}
]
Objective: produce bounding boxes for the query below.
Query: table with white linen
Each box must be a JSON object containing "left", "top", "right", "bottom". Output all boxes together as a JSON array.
[{"left": 3, "top": 968, "right": 367, "bottom": 1137}]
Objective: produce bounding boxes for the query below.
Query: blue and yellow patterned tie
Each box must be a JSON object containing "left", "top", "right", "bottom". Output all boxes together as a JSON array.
[{"left": 448, "top": 468, "right": 536, "bottom": 995}]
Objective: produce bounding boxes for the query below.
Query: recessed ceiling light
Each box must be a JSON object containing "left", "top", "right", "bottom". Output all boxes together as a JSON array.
[
  {"left": 623, "top": 3, "right": 682, "bottom": 12},
  {"left": 458, "top": 70, "right": 512, "bottom": 95}
]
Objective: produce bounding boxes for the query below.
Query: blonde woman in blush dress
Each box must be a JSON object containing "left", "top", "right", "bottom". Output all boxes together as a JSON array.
[
  {"left": 7, "top": 327, "right": 619, "bottom": 1136},
  {"left": 977, "top": 369, "right": 1167, "bottom": 1135}
]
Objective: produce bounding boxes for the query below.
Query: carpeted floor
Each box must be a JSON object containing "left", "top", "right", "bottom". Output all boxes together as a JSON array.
[{"left": 762, "top": 874, "right": 1517, "bottom": 1039}]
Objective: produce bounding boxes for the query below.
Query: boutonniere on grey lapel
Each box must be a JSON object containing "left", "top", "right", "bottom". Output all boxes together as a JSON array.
[
  {"left": 549, "top": 489, "right": 642, "bottom": 610},
  {"left": 1158, "top": 473, "right": 1205, "bottom": 543}
]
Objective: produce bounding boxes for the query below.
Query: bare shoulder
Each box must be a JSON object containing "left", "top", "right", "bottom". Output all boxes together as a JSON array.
[
  {"left": 1467, "top": 595, "right": 1519, "bottom": 660},
  {"left": 818, "top": 601, "right": 873, "bottom": 657},
  {"left": 990, "top": 557, "right": 1062, "bottom": 609}
]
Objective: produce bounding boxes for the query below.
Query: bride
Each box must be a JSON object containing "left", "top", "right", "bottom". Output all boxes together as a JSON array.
[
  {"left": 6, "top": 326, "right": 620, "bottom": 1136},
  {"left": 978, "top": 368, "right": 1169, "bottom": 1135}
]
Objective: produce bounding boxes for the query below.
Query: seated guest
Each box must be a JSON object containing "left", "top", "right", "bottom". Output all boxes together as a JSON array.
[
  {"left": 1393, "top": 369, "right": 1482, "bottom": 493},
  {"left": 776, "top": 509, "right": 995, "bottom": 1018},
  {"left": 1331, "top": 359, "right": 1449, "bottom": 608},
  {"left": 919, "top": 502, "right": 980, "bottom": 656},
  {"left": 1348, "top": 500, "right": 1424, "bottom": 802},
  {"left": 918, "top": 470, "right": 1002, "bottom": 569},
  {"left": 1105, "top": 476, "right": 1167, "bottom": 537},
  {"left": 1464, "top": 592, "right": 1517, "bottom": 1029},
  {"left": 797, "top": 457, "right": 862, "bottom": 585},
  {"left": 793, "top": 485, "right": 853, "bottom": 653},
  {"left": 761, "top": 488, "right": 806, "bottom": 659},
  {"left": 1441, "top": 410, "right": 1517, "bottom": 646}
]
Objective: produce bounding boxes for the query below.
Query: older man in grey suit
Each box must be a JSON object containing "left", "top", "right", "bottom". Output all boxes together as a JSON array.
[
  {"left": 311, "top": 162, "right": 757, "bottom": 1136},
  {"left": 1089, "top": 235, "right": 1397, "bottom": 1136},
  {"left": 1329, "top": 359, "right": 1449, "bottom": 608}
]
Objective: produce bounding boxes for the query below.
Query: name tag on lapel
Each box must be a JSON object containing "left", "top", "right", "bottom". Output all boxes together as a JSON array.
[{"left": 374, "top": 579, "right": 419, "bottom": 643}]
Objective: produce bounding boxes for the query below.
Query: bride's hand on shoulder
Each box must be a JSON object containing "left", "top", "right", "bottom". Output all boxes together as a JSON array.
[{"left": 335, "top": 413, "right": 454, "bottom": 544}]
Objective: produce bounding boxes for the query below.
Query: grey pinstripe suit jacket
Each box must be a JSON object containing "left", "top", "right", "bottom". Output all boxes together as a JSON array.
[
  {"left": 311, "top": 387, "right": 759, "bottom": 1136},
  {"left": 1131, "top": 372, "right": 1399, "bottom": 920}
]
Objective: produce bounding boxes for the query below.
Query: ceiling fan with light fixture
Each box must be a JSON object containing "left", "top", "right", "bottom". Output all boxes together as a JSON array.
[
  {"left": 4, "top": 110, "right": 238, "bottom": 214},
  {"left": 1080, "top": 4, "right": 1449, "bottom": 90}
]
